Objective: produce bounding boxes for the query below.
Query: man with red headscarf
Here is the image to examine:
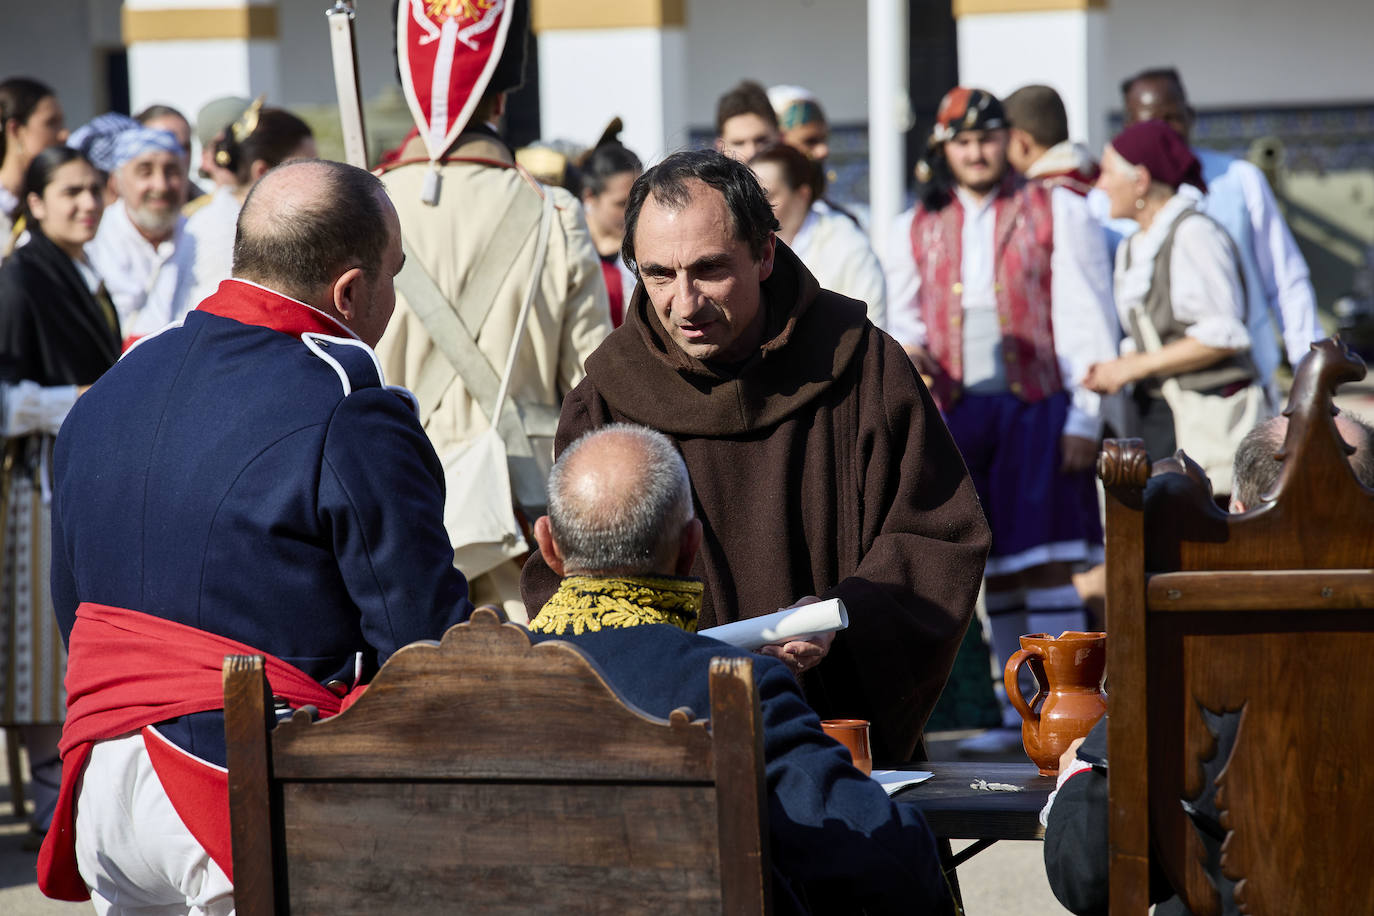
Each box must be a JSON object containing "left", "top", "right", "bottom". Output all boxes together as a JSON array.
[{"left": 885, "top": 87, "right": 1118, "bottom": 741}]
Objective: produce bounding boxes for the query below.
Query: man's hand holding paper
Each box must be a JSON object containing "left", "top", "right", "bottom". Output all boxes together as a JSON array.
[{"left": 757, "top": 596, "right": 833, "bottom": 676}]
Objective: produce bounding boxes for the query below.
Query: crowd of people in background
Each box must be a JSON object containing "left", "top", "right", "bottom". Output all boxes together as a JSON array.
[{"left": 0, "top": 41, "right": 1325, "bottom": 914}]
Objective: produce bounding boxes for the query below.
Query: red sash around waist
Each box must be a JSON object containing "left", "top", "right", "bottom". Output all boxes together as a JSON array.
[{"left": 38, "top": 602, "right": 361, "bottom": 901}]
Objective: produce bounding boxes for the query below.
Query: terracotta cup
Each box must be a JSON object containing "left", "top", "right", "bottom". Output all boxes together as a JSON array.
[
  {"left": 820, "top": 719, "right": 873, "bottom": 775},
  {"left": 1004, "top": 631, "right": 1107, "bottom": 776}
]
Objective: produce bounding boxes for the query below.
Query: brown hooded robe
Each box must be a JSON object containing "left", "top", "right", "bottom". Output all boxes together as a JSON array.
[{"left": 521, "top": 243, "right": 990, "bottom": 762}]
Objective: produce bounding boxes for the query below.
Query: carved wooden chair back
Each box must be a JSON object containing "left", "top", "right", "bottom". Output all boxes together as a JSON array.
[
  {"left": 223, "top": 608, "right": 770, "bottom": 915},
  {"left": 1100, "top": 339, "right": 1374, "bottom": 915}
]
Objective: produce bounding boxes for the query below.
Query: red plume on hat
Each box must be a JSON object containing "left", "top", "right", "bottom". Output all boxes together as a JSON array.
[{"left": 1109, "top": 119, "right": 1207, "bottom": 194}]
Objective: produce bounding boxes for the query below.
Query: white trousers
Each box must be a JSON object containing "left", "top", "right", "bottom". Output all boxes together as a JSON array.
[{"left": 74, "top": 732, "right": 235, "bottom": 916}]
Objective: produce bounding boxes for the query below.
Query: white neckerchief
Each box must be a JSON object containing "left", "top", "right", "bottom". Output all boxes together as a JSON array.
[
  {"left": 0, "top": 184, "right": 17, "bottom": 218},
  {"left": 1115, "top": 193, "right": 1196, "bottom": 320}
]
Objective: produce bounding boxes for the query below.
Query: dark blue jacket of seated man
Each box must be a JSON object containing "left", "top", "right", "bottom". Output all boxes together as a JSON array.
[
  {"left": 526, "top": 422, "right": 951, "bottom": 915},
  {"left": 539, "top": 622, "right": 950, "bottom": 915}
]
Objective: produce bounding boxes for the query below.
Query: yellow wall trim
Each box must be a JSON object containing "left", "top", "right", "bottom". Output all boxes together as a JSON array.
[
  {"left": 954, "top": 0, "right": 1105, "bottom": 16},
  {"left": 532, "top": 0, "right": 685, "bottom": 32},
  {"left": 122, "top": 6, "right": 279, "bottom": 43}
]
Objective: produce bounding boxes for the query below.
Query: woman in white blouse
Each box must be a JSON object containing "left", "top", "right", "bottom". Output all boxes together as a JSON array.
[
  {"left": 750, "top": 143, "right": 886, "bottom": 328},
  {"left": 1083, "top": 120, "right": 1264, "bottom": 465}
]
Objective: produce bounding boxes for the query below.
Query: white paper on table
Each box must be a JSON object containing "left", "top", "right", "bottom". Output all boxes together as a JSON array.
[
  {"left": 698, "top": 598, "right": 849, "bottom": 651},
  {"left": 871, "top": 769, "right": 935, "bottom": 796}
]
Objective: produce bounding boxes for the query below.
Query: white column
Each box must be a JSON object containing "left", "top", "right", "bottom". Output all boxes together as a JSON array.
[
  {"left": 954, "top": 1, "right": 1110, "bottom": 152},
  {"left": 123, "top": 0, "right": 280, "bottom": 121},
  {"left": 537, "top": 29, "right": 687, "bottom": 162},
  {"left": 533, "top": 0, "right": 688, "bottom": 163},
  {"left": 866, "top": 0, "right": 910, "bottom": 262}
]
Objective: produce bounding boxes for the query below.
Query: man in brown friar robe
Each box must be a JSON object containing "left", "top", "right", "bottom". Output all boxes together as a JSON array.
[{"left": 521, "top": 149, "right": 990, "bottom": 763}]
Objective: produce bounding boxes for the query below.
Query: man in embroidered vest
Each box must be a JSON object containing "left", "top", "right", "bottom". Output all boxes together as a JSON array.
[
  {"left": 376, "top": 1, "right": 611, "bottom": 623},
  {"left": 527, "top": 423, "right": 950, "bottom": 914},
  {"left": 40, "top": 159, "right": 475, "bottom": 911},
  {"left": 1118, "top": 67, "right": 1319, "bottom": 404},
  {"left": 885, "top": 87, "right": 1118, "bottom": 744},
  {"left": 522, "top": 148, "right": 990, "bottom": 765}
]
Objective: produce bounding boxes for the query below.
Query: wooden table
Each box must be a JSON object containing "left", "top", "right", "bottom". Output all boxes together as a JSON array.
[{"left": 892, "top": 761, "right": 1053, "bottom": 872}]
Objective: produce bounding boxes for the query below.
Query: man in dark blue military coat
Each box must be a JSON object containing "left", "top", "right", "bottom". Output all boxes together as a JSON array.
[{"left": 39, "top": 159, "right": 473, "bottom": 910}]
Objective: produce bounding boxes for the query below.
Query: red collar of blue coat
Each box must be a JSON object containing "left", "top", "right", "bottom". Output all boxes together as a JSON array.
[{"left": 196, "top": 278, "right": 360, "bottom": 342}]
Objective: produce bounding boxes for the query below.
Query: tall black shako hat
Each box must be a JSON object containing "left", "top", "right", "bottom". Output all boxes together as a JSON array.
[{"left": 917, "top": 86, "right": 1007, "bottom": 211}]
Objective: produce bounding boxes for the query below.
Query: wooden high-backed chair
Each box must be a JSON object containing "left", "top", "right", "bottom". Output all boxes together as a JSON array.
[
  {"left": 1099, "top": 338, "right": 1374, "bottom": 915},
  {"left": 223, "top": 608, "right": 770, "bottom": 915}
]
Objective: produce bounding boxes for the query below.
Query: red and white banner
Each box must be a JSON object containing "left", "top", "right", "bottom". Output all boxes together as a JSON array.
[{"left": 397, "top": 0, "right": 514, "bottom": 162}]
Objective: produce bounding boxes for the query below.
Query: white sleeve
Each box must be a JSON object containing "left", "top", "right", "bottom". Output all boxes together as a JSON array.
[
  {"left": 882, "top": 209, "right": 925, "bottom": 348},
  {"left": 1, "top": 380, "right": 80, "bottom": 436},
  {"left": 1050, "top": 188, "right": 1118, "bottom": 440},
  {"left": 849, "top": 231, "right": 888, "bottom": 330},
  {"left": 1169, "top": 218, "right": 1251, "bottom": 350},
  {"left": 1237, "top": 161, "right": 1319, "bottom": 364}
]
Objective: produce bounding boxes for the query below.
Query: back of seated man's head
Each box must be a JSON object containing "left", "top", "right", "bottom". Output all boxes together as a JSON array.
[
  {"left": 1003, "top": 84, "right": 1069, "bottom": 174},
  {"left": 537, "top": 424, "right": 702, "bottom": 578},
  {"left": 1231, "top": 413, "right": 1374, "bottom": 512}
]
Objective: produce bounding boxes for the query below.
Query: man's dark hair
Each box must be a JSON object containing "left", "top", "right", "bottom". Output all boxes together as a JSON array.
[
  {"left": 621, "top": 149, "right": 780, "bottom": 277},
  {"left": 580, "top": 142, "right": 642, "bottom": 198},
  {"left": 715, "top": 80, "right": 778, "bottom": 137},
  {"left": 232, "top": 160, "right": 388, "bottom": 301},
  {"left": 1120, "top": 67, "right": 1187, "bottom": 102},
  {"left": 1233, "top": 414, "right": 1374, "bottom": 508},
  {"left": 0, "top": 76, "right": 55, "bottom": 164},
  {"left": 1004, "top": 85, "right": 1069, "bottom": 148}
]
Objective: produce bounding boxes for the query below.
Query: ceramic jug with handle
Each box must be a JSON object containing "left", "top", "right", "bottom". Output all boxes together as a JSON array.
[{"left": 1004, "top": 631, "right": 1107, "bottom": 775}]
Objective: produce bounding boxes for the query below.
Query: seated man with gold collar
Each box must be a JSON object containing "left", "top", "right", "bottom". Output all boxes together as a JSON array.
[{"left": 526, "top": 423, "right": 950, "bottom": 916}]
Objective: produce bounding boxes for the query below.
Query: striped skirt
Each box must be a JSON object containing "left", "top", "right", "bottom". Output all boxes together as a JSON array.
[{"left": 0, "top": 436, "right": 66, "bottom": 725}]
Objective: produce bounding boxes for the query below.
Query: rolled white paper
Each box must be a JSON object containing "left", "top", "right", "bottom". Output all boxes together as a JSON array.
[{"left": 699, "top": 598, "right": 849, "bottom": 651}]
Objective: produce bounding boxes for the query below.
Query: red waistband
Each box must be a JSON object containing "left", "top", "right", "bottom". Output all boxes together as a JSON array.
[{"left": 39, "top": 602, "right": 357, "bottom": 901}]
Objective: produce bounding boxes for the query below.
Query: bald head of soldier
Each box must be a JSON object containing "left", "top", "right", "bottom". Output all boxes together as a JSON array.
[
  {"left": 232, "top": 158, "right": 405, "bottom": 347},
  {"left": 534, "top": 424, "right": 703, "bottom": 579}
]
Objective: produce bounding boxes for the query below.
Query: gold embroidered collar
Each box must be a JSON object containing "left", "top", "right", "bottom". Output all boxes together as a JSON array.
[{"left": 527, "top": 575, "right": 703, "bottom": 636}]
